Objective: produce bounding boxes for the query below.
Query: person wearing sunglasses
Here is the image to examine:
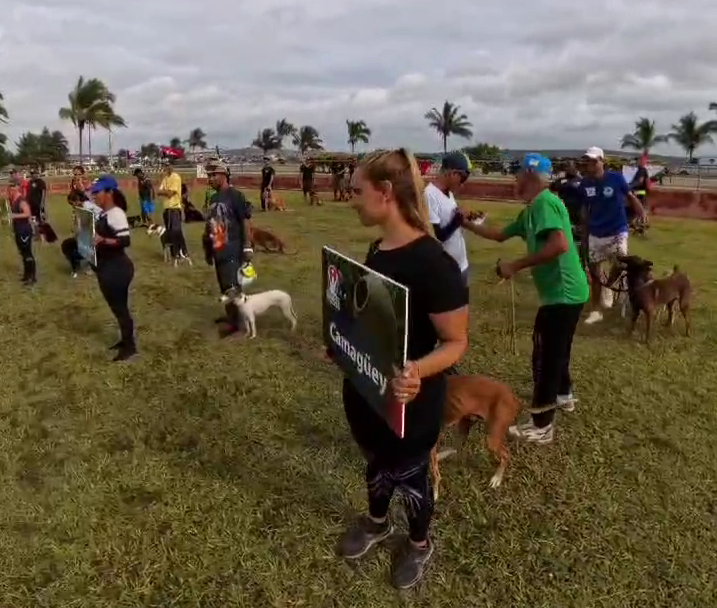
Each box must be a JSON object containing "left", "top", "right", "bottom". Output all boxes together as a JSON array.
[{"left": 423, "top": 152, "right": 471, "bottom": 292}]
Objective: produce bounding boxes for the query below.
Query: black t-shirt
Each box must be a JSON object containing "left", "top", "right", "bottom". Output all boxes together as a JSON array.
[
  {"left": 630, "top": 167, "right": 649, "bottom": 192},
  {"left": 11, "top": 197, "right": 32, "bottom": 235},
  {"left": 551, "top": 175, "right": 583, "bottom": 226},
  {"left": 261, "top": 166, "right": 275, "bottom": 189},
  {"left": 300, "top": 164, "right": 314, "bottom": 183},
  {"left": 137, "top": 176, "right": 153, "bottom": 200},
  {"left": 206, "top": 186, "right": 251, "bottom": 260},
  {"left": 27, "top": 178, "right": 46, "bottom": 212},
  {"left": 342, "top": 234, "right": 468, "bottom": 458}
]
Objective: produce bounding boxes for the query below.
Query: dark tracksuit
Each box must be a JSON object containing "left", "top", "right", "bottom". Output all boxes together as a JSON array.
[
  {"left": 203, "top": 186, "right": 252, "bottom": 328},
  {"left": 11, "top": 197, "right": 36, "bottom": 282},
  {"left": 94, "top": 208, "right": 135, "bottom": 352}
]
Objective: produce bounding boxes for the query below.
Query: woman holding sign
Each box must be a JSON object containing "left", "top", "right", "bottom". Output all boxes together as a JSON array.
[
  {"left": 334, "top": 149, "right": 468, "bottom": 589},
  {"left": 89, "top": 176, "right": 137, "bottom": 362}
]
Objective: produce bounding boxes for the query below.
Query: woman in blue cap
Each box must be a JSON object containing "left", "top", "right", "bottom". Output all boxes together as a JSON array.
[{"left": 89, "top": 175, "right": 137, "bottom": 362}]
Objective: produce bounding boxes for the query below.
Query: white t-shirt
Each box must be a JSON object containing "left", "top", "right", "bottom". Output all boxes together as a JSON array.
[{"left": 424, "top": 183, "right": 468, "bottom": 272}]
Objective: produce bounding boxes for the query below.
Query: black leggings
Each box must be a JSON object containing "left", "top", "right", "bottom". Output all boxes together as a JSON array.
[
  {"left": 532, "top": 303, "right": 583, "bottom": 427},
  {"left": 61, "top": 237, "right": 83, "bottom": 272},
  {"left": 365, "top": 452, "right": 433, "bottom": 543},
  {"left": 163, "top": 208, "right": 188, "bottom": 258},
  {"left": 96, "top": 257, "right": 135, "bottom": 347},
  {"left": 15, "top": 232, "right": 36, "bottom": 280}
]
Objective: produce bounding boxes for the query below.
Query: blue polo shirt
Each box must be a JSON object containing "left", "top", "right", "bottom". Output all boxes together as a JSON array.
[{"left": 578, "top": 170, "right": 630, "bottom": 238}]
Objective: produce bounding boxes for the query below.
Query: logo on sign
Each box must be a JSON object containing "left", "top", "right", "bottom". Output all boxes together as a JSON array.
[
  {"left": 326, "top": 265, "right": 343, "bottom": 310},
  {"left": 603, "top": 186, "right": 614, "bottom": 197}
]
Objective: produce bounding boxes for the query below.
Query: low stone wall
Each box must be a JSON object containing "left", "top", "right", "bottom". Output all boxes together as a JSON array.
[{"left": 44, "top": 175, "right": 717, "bottom": 220}]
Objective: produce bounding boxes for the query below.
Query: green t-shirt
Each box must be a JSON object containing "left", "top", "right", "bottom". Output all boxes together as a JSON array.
[{"left": 502, "top": 189, "right": 589, "bottom": 306}]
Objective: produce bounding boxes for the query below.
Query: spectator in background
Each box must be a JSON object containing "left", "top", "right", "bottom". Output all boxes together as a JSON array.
[
  {"left": 134, "top": 168, "right": 155, "bottom": 226},
  {"left": 260, "top": 158, "right": 275, "bottom": 211},
  {"left": 70, "top": 165, "right": 88, "bottom": 197},
  {"left": 27, "top": 167, "right": 47, "bottom": 231},
  {"left": 423, "top": 152, "right": 471, "bottom": 294},
  {"left": 157, "top": 160, "right": 190, "bottom": 263},
  {"left": 7, "top": 177, "right": 36, "bottom": 285},
  {"left": 300, "top": 158, "right": 316, "bottom": 204},
  {"left": 9, "top": 168, "right": 29, "bottom": 199}
]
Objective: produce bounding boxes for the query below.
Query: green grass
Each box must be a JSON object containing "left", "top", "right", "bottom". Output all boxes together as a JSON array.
[{"left": 1, "top": 192, "right": 716, "bottom": 607}]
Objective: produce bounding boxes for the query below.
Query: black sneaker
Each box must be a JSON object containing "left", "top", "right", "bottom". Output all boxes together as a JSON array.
[
  {"left": 112, "top": 346, "right": 137, "bottom": 362},
  {"left": 337, "top": 516, "right": 393, "bottom": 560},
  {"left": 391, "top": 538, "right": 434, "bottom": 590}
]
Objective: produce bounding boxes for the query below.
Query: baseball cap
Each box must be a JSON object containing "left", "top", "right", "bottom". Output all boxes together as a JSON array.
[
  {"left": 89, "top": 175, "right": 119, "bottom": 194},
  {"left": 206, "top": 160, "right": 229, "bottom": 175},
  {"left": 521, "top": 153, "right": 552, "bottom": 175},
  {"left": 441, "top": 151, "right": 472, "bottom": 174},
  {"left": 583, "top": 146, "right": 604, "bottom": 160}
]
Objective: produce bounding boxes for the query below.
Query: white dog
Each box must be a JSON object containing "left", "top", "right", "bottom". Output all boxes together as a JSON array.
[{"left": 220, "top": 290, "right": 297, "bottom": 338}]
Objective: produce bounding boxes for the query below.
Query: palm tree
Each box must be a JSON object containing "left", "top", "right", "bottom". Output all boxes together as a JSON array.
[
  {"left": 187, "top": 128, "right": 207, "bottom": 153},
  {"left": 58, "top": 76, "right": 115, "bottom": 165},
  {"left": 620, "top": 118, "right": 667, "bottom": 155},
  {"left": 425, "top": 101, "right": 473, "bottom": 153},
  {"left": 95, "top": 108, "right": 126, "bottom": 167},
  {"left": 275, "top": 119, "right": 296, "bottom": 148},
  {"left": 292, "top": 125, "right": 324, "bottom": 153},
  {"left": 251, "top": 128, "right": 282, "bottom": 153},
  {"left": 667, "top": 112, "right": 717, "bottom": 161},
  {"left": 347, "top": 120, "right": 371, "bottom": 153}
]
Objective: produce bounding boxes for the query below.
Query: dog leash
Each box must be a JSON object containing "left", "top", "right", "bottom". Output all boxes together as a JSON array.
[{"left": 496, "top": 277, "right": 518, "bottom": 356}]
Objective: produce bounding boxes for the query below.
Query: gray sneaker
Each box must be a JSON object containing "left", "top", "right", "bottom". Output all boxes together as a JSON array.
[
  {"left": 337, "top": 516, "right": 393, "bottom": 560},
  {"left": 391, "top": 538, "right": 434, "bottom": 590}
]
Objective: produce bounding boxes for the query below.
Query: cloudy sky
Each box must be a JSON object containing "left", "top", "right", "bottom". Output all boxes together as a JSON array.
[{"left": 2, "top": 0, "right": 717, "bottom": 156}]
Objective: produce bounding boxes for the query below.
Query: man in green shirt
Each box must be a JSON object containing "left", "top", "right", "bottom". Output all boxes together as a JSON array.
[{"left": 463, "top": 153, "right": 588, "bottom": 444}]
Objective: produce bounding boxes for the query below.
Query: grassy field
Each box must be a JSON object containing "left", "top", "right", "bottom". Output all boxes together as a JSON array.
[{"left": 0, "top": 191, "right": 715, "bottom": 607}]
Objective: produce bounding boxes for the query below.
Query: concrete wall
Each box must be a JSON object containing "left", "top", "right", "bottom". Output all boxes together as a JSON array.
[{"left": 46, "top": 175, "right": 717, "bottom": 220}]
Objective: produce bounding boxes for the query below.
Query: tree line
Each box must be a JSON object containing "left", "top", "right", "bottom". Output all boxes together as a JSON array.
[{"left": 2, "top": 82, "right": 717, "bottom": 168}]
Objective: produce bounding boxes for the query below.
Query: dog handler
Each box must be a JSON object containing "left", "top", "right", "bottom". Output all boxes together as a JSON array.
[
  {"left": 578, "top": 146, "right": 645, "bottom": 325},
  {"left": 7, "top": 178, "right": 37, "bottom": 285},
  {"left": 89, "top": 176, "right": 137, "bottom": 362},
  {"left": 157, "top": 160, "right": 189, "bottom": 262},
  {"left": 332, "top": 148, "right": 468, "bottom": 589},
  {"left": 463, "top": 154, "right": 588, "bottom": 444},
  {"left": 203, "top": 161, "right": 253, "bottom": 338}
]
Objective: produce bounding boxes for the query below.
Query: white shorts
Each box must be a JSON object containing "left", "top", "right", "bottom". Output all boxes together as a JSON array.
[{"left": 588, "top": 232, "right": 628, "bottom": 264}]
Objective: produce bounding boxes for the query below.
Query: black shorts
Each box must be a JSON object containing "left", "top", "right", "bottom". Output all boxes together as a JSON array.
[{"left": 302, "top": 181, "right": 313, "bottom": 195}]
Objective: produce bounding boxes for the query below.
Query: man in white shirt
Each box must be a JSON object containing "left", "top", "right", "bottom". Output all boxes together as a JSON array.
[{"left": 424, "top": 152, "right": 471, "bottom": 292}]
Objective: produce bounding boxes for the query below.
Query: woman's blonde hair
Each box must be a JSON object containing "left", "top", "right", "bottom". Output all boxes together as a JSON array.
[{"left": 358, "top": 148, "right": 430, "bottom": 233}]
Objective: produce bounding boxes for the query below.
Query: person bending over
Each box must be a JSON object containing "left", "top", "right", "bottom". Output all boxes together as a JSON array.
[
  {"left": 423, "top": 152, "right": 471, "bottom": 294},
  {"left": 89, "top": 176, "right": 137, "bottom": 362},
  {"left": 463, "top": 154, "right": 588, "bottom": 444},
  {"left": 333, "top": 148, "right": 468, "bottom": 589},
  {"left": 203, "top": 161, "right": 253, "bottom": 338},
  {"left": 62, "top": 191, "right": 102, "bottom": 277},
  {"left": 7, "top": 178, "right": 37, "bottom": 285}
]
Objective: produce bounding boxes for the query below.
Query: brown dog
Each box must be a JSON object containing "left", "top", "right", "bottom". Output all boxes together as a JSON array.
[
  {"left": 251, "top": 226, "right": 296, "bottom": 255},
  {"left": 617, "top": 255, "right": 691, "bottom": 342},
  {"left": 429, "top": 374, "right": 520, "bottom": 499},
  {"left": 267, "top": 193, "right": 287, "bottom": 211}
]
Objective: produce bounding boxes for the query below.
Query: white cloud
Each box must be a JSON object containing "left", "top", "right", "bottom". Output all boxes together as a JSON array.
[{"left": 2, "top": 0, "right": 717, "bottom": 156}]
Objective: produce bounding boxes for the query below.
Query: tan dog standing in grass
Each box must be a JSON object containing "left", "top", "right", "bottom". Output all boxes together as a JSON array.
[{"left": 430, "top": 374, "right": 520, "bottom": 499}]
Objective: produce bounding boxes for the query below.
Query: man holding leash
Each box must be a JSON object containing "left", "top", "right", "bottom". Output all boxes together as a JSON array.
[
  {"left": 578, "top": 147, "right": 645, "bottom": 325},
  {"left": 260, "top": 157, "right": 275, "bottom": 211},
  {"left": 203, "top": 160, "right": 254, "bottom": 338},
  {"left": 157, "top": 160, "right": 190, "bottom": 263},
  {"left": 462, "top": 153, "right": 588, "bottom": 444},
  {"left": 134, "top": 168, "right": 155, "bottom": 226}
]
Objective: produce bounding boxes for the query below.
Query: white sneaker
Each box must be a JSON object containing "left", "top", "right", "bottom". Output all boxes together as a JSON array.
[
  {"left": 557, "top": 394, "right": 577, "bottom": 412},
  {"left": 508, "top": 420, "right": 554, "bottom": 444},
  {"left": 584, "top": 310, "right": 604, "bottom": 325}
]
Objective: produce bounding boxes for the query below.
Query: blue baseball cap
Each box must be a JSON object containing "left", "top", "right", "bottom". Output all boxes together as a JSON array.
[
  {"left": 441, "top": 151, "right": 472, "bottom": 174},
  {"left": 89, "top": 175, "right": 119, "bottom": 194},
  {"left": 521, "top": 153, "right": 552, "bottom": 175}
]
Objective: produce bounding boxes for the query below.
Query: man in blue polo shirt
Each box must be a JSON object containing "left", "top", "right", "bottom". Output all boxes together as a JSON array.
[{"left": 578, "top": 147, "right": 645, "bottom": 325}]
